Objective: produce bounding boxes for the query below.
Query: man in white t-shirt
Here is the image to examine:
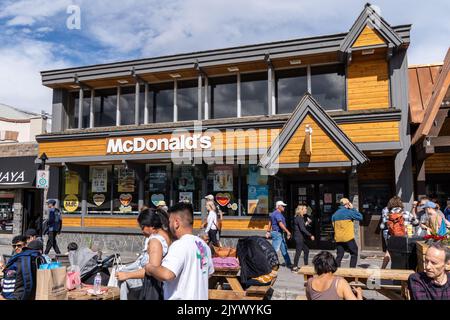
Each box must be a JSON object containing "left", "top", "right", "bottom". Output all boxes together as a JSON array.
[{"left": 145, "top": 202, "right": 214, "bottom": 300}]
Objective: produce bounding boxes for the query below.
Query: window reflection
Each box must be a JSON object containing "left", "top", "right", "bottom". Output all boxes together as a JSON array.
[
  {"left": 119, "top": 86, "right": 136, "bottom": 125},
  {"left": 152, "top": 82, "right": 174, "bottom": 123},
  {"left": 276, "top": 68, "right": 308, "bottom": 114},
  {"left": 311, "top": 64, "right": 345, "bottom": 110},
  {"left": 209, "top": 76, "right": 237, "bottom": 119},
  {"left": 94, "top": 88, "right": 117, "bottom": 127},
  {"left": 241, "top": 72, "right": 267, "bottom": 116},
  {"left": 177, "top": 80, "right": 198, "bottom": 121},
  {"left": 70, "top": 91, "right": 90, "bottom": 129}
]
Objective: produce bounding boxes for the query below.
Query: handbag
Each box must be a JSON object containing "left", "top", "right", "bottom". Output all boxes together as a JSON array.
[
  {"left": 66, "top": 265, "right": 81, "bottom": 291},
  {"left": 107, "top": 254, "right": 122, "bottom": 288},
  {"left": 35, "top": 266, "right": 68, "bottom": 300}
]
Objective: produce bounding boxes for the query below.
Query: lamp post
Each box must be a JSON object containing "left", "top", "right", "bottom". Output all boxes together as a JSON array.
[{"left": 38, "top": 153, "right": 48, "bottom": 237}]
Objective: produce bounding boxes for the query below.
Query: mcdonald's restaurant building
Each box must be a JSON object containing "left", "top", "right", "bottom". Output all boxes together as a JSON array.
[{"left": 37, "top": 5, "right": 415, "bottom": 254}]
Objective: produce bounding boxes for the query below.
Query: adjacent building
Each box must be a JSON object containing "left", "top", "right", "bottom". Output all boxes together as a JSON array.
[{"left": 37, "top": 4, "right": 414, "bottom": 252}]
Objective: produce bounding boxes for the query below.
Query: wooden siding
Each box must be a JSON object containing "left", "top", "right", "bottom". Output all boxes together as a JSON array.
[
  {"left": 347, "top": 57, "right": 390, "bottom": 110},
  {"left": 278, "top": 115, "right": 350, "bottom": 163},
  {"left": 63, "top": 216, "right": 268, "bottom": 230},
  {"left": 39, "top": 121, "right": 400, "bottom": 159},
  {"left": 425, "top": 153, "right": 450, "bottom": 174},
  {"left": 358, "top": 157, "right": 395, "bottom": 181},
  {"left": 352, "top": 25, "right": 386, "bottom": 48}
]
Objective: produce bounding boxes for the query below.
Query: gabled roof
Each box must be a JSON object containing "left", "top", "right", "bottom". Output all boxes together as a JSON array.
[
  {"left": 339, "top": 3, "right": 404, "bottom": 53},
  {"left": 259, "top": 93, "right": 368, "bottom": 169},
  {"left": 412, "top": 48, "right": 450, "bottom": 145},
  {"left": 0, "top": 103, "right": 41, "bottom": 120}
]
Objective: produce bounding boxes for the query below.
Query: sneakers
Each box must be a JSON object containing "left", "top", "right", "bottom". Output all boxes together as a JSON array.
[{"left": 291, "top": 266, "right": 299, "bottom": 273}]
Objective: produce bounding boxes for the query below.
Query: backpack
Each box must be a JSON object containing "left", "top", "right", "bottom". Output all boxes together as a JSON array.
[
  {"left": 387, "top": 210, "right": 406, "bottom": 237},
  {"left": 54, "top": 208, "right": 63, "bottom": 233},
  {"left": 1, "top": 249, "right": 42, "bottom": 300}
]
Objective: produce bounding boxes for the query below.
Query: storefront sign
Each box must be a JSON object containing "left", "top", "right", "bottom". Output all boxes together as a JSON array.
[
  {"left": 63, "top": 194, "right": 79, "bottom": 212},
  {"left": 106, "top": 135, "right": 212, "bottom": 154},
  {"left": 213, "top": 166, "right": 233, "bottom": 191},
  {"left": 93, "top": 194, "right": 106, "bottom": 207},
  {"left": 0, "top": 156, "right": 37, "bottom": 188},
  {"left": 36, "top": 170, "right": 49, "bottom": 189},
  {"left": 91, "top": 167, "right": 108, "bottom": 192}
]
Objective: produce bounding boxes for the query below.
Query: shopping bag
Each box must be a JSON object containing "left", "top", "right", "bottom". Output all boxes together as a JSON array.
[
  {"left": 107, "top": 254, "right": 122, "bottom": 288},
  {"left": 66, "top": 265, "right": 81, "bottom": 291},
  {"left": 35, "top": 267, "right": 68, "bottom": 300}
]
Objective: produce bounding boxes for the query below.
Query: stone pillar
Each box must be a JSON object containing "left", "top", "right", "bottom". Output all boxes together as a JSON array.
[
  {"left": 13, "top": 189, "right": 24, "bottom": 234},
  {"left": 348, "top": 169, "right": 361, "bottom": 251}
]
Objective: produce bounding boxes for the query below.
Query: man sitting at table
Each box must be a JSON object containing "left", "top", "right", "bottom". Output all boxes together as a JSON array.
[
  {"left": 145, "top": 202, "right": 214, "bottom": 300},
  {"left": 408, "top": 242, "right": 450, "bottom": 300}
]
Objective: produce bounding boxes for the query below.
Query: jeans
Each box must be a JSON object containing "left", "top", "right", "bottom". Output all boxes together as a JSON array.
[
  {"left": 336, "top": 239, "right": 358, "bottom": 268},
  {"left": 45, "top": 231, "right": 61, "bottom": 255},
  {"left": 271, "top": 231, "right": 292, "bottom": 266},
  {"left": 208, "top": 229, "right": 219, "bottom": 246},
  {"left": 293, "top": 236, "right": 309, "bottom": 267}
]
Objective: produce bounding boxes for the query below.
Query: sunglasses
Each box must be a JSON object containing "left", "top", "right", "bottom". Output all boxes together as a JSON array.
[{"left": 12, "top": 244, "right": 23, "bottom": 249}]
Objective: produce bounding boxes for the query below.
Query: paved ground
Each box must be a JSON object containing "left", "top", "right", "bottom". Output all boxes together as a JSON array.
[{"left": 1, "top": 241, "right": 395, "bottom": 300}]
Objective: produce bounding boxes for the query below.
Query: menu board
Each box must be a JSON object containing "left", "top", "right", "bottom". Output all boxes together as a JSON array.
[
  {"left": 214, "top": 165, "right": 233, "bottom": 191},
  {"left": 118, "top": 168, "right": 135, "bottom": 193},
  {"left": 65, "top": 171, "right": 79, "bottom": 195},
  {"left": 91, "top": 167, "right": 108, "bottom": 193}
]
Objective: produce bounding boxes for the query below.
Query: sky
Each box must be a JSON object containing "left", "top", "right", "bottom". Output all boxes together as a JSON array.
[{"left": 0, "top": 0, "right": 449, "bottom": 114}]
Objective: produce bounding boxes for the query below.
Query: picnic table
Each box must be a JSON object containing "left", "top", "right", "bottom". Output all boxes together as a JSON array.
[
  {"left": 209, "top": 267, "right": 276, "bottom": 300},
  {"left": 67, "top": 285, "right": 120, "bottom": 300},
  {"left": 298, "top": 266, "right": 415, "bottom": 300}
]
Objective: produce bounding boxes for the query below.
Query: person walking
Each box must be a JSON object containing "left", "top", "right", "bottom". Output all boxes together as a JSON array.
[
  {"left": 44, "top": 199, "right": 62, "bottom": 255},
  {"left": 266, "top": 201, "right": 292, "bottom": 268},
  {"left": 292, "top": 204, "right": 314, "bottom": 273},
  {"left": 204, "top": 201, "right": 219, "bottom": 246},
  {"left": 331, "top": 198, "right": 363, "bottom": 268}
]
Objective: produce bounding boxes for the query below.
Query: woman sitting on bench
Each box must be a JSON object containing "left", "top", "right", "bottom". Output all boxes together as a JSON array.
[{"left": 306, "top": 251, "right": 363, "bottom": 300}]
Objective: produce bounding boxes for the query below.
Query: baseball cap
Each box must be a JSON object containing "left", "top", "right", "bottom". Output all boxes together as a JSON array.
[
  {"left": 25, "top": 229, "right": 37, "bottom": 237},
  {"left": 205, "top": 194, "right": 214, "bottom": 201},
  {"left": 46, "top": 199, "right": 56, "bottom": 205},
  {"left": 422, "top": 201, "right": 437, "bottom": 209},
  {"left": 276, "top": 201, "right": 287, "bottom": 207}
]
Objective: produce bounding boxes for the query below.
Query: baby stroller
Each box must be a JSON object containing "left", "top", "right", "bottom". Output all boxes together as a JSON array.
[{"left": 68, "top": 247, "right": 118, "bottom": 286}]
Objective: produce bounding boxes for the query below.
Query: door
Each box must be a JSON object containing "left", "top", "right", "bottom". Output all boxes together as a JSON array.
[
  {"left": 289, "top": 181, "right": 347, "bottom": 250},
  {"left": 359, "top": 183, "right": 391, "bottom": 251}
]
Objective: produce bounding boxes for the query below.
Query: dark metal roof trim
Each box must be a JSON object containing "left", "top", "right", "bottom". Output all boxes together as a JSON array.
[{"left": 259, "top": 93, "right": 369, "bottom": 169}]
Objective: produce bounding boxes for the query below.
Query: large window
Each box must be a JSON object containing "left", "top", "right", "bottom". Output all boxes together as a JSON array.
[
  {"left": 276, "top": 68, "right": 308, "bottom": 114},
  {"left": 68, "top": 91, "right": 90, "bottom": 129},
  {"left": 173, "top": 165, "right": 204, "bottom": 213},
  {"left": 87, "top": 166, "right": 112, "bottom": 214},
  {"left": 119, "top": 86, "right": 136, "bottom": 125},
  {"left": 209, "top": 75, "right": 237, "bottom": 119},
  {"left": 94, "top": 88, "right": 117, "bottom": 127},
  {"left": 240, "top": 72, "right": 268, "bottom": 116},
  {"left": 310, "top": 64, "right": 345, "bottom": 110},
  {"left": 177, "top": 80, "right": 198, "bottom": 121},
  {"left": 152, "top": 82, "right": 174, "bottom": 123}
]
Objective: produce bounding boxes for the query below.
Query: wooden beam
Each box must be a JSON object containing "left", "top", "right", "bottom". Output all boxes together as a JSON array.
[{"left": 428, "top": 136, "right": 450, "bottom": 148}]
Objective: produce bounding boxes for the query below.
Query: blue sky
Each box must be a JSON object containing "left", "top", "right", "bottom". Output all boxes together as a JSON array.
[{"left": 0, "top": 0, "right": 449, "bottom": 114}]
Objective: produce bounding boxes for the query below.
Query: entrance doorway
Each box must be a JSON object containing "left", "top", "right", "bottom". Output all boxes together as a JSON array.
[
  {"left": 289, "top": 181, "right": 347, "bottom": 250},
  {"left": 22, "top": 189, "right": 43, "bottom": 234}
]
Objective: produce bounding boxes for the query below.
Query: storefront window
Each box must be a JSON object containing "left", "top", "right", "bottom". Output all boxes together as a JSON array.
[
  {"left": 177, "top": 80, "right": 198, "bottom": 121},
  {"left": 146, "top": 165, "right": 171, "bottom": 209},
  {"left": 94, "top": 88, "right": 117, "bottom": 127},
  {"left": 206, "top": 165, "right": 240, "bottom": 216},
  {"left": 0, "top": 193, "right": 14, "bottom": 234},
  {"left": 113, "top": 166, "right": 139, "bottom": 214},
  {"left": 87, "top": 166, "right": 112, "bottom": 214},
  {"left": 68, "top": 91, "right": 91, "bottom": 129},
  {"left": 209, "top": 76, "right": 237, "bottom": 119},
  {"left": 275, "top": 68, "right": 308, "bottom": 114},
  {"left": 311, "top": 64, "right": 346, "bottom": 110},
  {"left": 240, "top": 72, "right": 268, "bottom": 117},
  {"left": 244, "top": 165, "right": 271, "bottom": 216},
  {"left": 173, "top": 165, "right": 204, "bottom": 214},
  {"left": 153, "top": 82, "right": 174, "bottom": 123},
  {"left": 119, "top": 86, "right": 136, "bottom": 125},
  {"left": 61, "top": 170, "right": 82, "bottom": 214},
  {"left": 138, "top": 86, "right": 146, "bottom": 124}
]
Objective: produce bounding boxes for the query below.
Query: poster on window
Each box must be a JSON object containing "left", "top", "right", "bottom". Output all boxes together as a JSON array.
[
  {"left": 248, "top": 165, "right": 268, "bottom": 186},
  {"left": 65, "top": 171, "right": 79, "bottom": 195},
  {"left": 149, "top": 169, "right": 167, "bottom": 192},
  {"left": 178, "top": 167, "right": 195, "bottom": 191},
  {"left": 179, "top": 192, "right": 193, "bottom": 204},
  {"left": 214, "top": 165, "right": 233, "bottom": 191},
  {"left": 324, "top": 193, "right": 332, "bottom": 204},
  {"left": 248, "top": 185, "right": 269, "bottom": 215},
  {"left": 91, "top": 167, "right": 108, "bottom": 193},
  {"left": 118, "top": 168, "right": 135, "bottom": 193}
]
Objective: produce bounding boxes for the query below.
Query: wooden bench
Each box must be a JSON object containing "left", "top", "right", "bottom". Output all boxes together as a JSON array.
[
  {"left": 246, "top": 276, "right": 277, "bottom": 300},
  {"left": 298, "top": 266, "right": 415, "bottom": 300}
]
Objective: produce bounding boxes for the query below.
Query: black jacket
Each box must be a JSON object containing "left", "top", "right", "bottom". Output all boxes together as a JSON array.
[
  {"left": 293, "top": 216, "right": 312, "bottom": 241},
  {"left": 237, "top": 236, "right": 279, "bottom": 284}
]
